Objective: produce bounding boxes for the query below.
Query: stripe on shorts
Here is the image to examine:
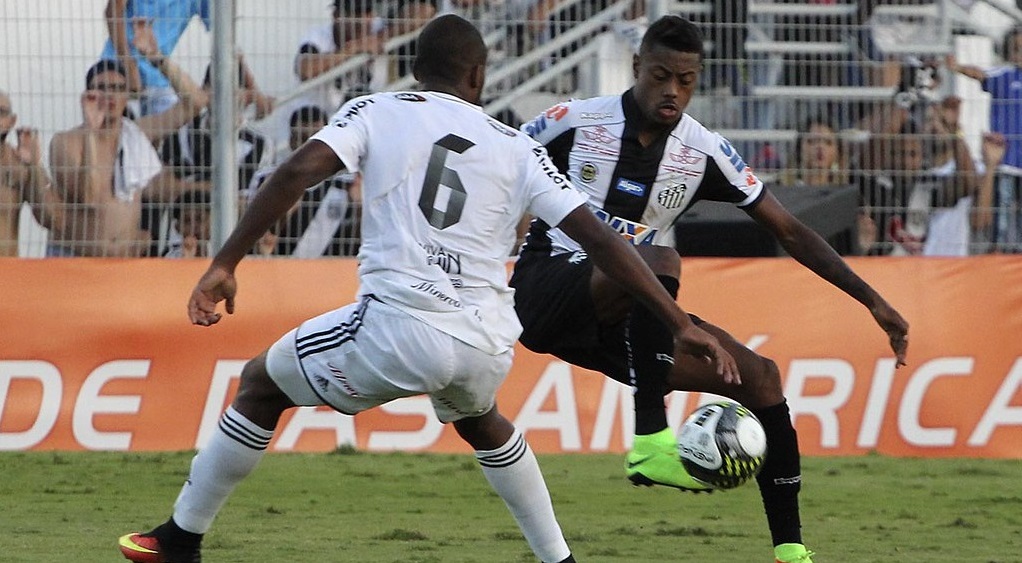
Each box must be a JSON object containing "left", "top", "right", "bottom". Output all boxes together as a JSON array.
[{"left": 296, "top": 297, "right": 370, "bottom": 359}]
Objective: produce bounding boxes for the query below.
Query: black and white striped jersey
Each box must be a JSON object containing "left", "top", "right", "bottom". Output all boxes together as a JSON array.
[{"left": 520, "top": 89, "right": 766, "bottom": 255}]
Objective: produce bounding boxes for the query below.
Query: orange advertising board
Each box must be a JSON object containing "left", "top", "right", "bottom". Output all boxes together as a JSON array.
[{"left": 1, "top": 256, "right": 1020, "bottom": 458}]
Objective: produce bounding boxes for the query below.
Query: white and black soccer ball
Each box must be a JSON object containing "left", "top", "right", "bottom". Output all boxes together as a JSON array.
[{"left": 678, "top": 400, "right": 767, "bottom": 490}]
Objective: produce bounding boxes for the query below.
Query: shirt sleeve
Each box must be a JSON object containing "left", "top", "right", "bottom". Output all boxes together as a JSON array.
[
  {"left": 698, "top": 134, "right": 765, "bottom": 207},
  {"left": 981, "top": 66, "right": 1012, "bottom": 93},
  {"left": 520, "top": 100, "right": 576, "bottom": 146},
  {"left": 308, "top": 96, "right": 374, "bottom": 173},
  {"left": 520, "top": 140, "right": 587, "bottom": 226}
]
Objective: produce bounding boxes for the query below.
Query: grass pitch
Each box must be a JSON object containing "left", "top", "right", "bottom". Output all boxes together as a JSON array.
[{"left": 1, "top": 450, "right": 1020, "bottom": 562}]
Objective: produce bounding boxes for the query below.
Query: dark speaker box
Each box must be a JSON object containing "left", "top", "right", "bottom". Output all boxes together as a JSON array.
[{"left": 674, "top": 184, "right": 859, "bottom": 257}]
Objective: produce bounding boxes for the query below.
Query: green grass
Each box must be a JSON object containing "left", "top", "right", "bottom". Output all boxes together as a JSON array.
[{"left": 0, "top": 451, "right": 1020, "bottom": 562}]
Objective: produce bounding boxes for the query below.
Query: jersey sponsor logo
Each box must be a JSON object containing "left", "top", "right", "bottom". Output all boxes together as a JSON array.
[
  {"left": 580, "top": 111, "right": 614, "bottom": 120},
  {"left": 719, "top": 139, "right": 747, "bottom": 173},
  {"left": 545, "top": 104, "right": 569, "bottom": 121},
  {"left": 488, "top": 119, "right": 517, "bottom": 137},
  {"left": 579, "top": 162, "right": 598, "bottom": 183},
  {"left": 410, "top": 281, "right": 462, "bottom": 308},
  {"left": 581, "top": 125, "right": 616, "bottom": 145},
  {"left": 593, "top": 208, "right": 658, "bottom": 245},
  {"left": 615, "top": 178, "right": 647, "bottom": 197},
  {"left": 744, "top": 168, "right": 758, "bottom": 187},
  {"left": 421, "top": 243, "right": 463, "bottom": 275},
  {"left": 532, "top": 147, "right": 570, "bottom": 187},
  {"left": 669, "top": 146, "right": 703, "bottom": 166},
  {"left": 523, "top": 116, "right": 547, "bottom": 138},
  {"left": 394, "top": 92, "right": 427, "bottom": 102},
  {"left": 657, "top": 183, "right": 686, "bottom": 209},
  {"left": 342, "top": 98, "right": 375, "bottom": 121}
]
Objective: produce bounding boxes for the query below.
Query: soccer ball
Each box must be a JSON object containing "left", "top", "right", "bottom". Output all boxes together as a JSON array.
[{"left": 678, "top": 400, "right": 767, "bottom": 490}]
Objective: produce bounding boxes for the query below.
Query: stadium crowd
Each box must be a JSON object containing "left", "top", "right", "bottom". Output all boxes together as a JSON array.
[{"left": 2, "top": 0, "right": 1021, "bottom": 257}]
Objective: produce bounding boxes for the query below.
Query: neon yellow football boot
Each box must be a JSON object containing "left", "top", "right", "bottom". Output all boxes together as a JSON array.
[
  {"left": 775, "top": 543, "right": 815, "bottom": 563},
  {"left": 625, "top": 427, "right": 712, "bottom": 492}
]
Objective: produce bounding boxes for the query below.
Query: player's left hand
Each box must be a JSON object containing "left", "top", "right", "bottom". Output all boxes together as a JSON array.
[
  {"left": 872, "top": 302, "right": 909, "bottom": 367},
  {"left": 188, "top": 264, "right": 237, "bottom": 326},
  {"left": 674, "top": 325, "right": 741, "bottom": 385}
]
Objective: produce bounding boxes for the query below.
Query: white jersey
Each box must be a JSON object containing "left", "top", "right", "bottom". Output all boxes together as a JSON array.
[
  {"left": 311, "top": 91, "right": 587, "bottom": 354},
  {"left": 520, "top": 93, "right": 765, "bottom": 255}
]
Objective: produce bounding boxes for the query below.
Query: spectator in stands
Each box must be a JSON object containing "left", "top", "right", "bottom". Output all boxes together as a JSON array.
[
  {"left": 48, "top": 23, "right": 207, "bottom": 257},
  {"left": 858, "top": 109, "right": 979, "bottom": 256},
  {"left": 505, "top": 0, "right": 559, "bottom": 57},
  {"left": 162, "top": 61, "right": 272, "bottom": 195},
  {"left": 781, "top": 118, "right": 849, "bottom": 188},
  {"left": 246, "top": 105, "right": 360, "bottom": 257},
  {"left": 294, "top": 0, "right": 387, "bottom": 114},
  {"left": 947, "top": 26, "right": 1022, "bottom": 252},
  {"left": 163, "top": 189, "right": 210, "bottom": 258},
  {"left": 152, "top": 60, "right": 272, "bottom": 256},
  {"left": 918, "top": 95, "right": 980, "bottom": 256},
  {"left": 972, "top": 132, "right": 1007, "bottom": 253},
  {"left": 387, "top": 0, "right": 437, "bottom": 79},
  {"left": 0, "top": 91, "right": 58, "bottom": 256},
  {"left": 102, "top": 0, "right": 273, "bottom": 118}
]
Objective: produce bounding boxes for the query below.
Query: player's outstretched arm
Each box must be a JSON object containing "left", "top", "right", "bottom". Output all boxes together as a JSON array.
[
  {"left": 557, "top": 206, "right": 741, "bottom": 383},
  {"left": 747, "top": 191, "right": 910, "bottom": 366},
  {"left": 187, "top": 140, "right": 343, "bottom": 326}
]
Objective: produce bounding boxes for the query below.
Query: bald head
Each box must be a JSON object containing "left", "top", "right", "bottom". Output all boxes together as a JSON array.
[{"left": 413, "top": 15, "right": 487, "bottom": 88}]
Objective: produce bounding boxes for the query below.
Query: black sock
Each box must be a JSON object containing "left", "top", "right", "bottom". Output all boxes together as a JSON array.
[
  {"left": 752, "top": 401, "right": 803, "bottom": 546},
  {"left": 628, "top": 275, "right": 679, "bottom": 436}
]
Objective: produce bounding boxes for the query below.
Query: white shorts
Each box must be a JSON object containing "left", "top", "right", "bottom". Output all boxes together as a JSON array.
[{"left": 265, "top": 296, "right": 513, "bottom": 423}]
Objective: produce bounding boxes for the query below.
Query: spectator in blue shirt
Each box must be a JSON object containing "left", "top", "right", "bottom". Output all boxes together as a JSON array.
[
  {"left": 101, "top": 0, "right": 273, "bottom": 118},
  {"left": 948, "top": 25, "right": 1022, "bottom": 251}
]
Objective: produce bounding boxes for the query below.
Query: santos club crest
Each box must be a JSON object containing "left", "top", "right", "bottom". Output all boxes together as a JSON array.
[{"left": 657, "top": 183, "right": 686, "bottom": 209}]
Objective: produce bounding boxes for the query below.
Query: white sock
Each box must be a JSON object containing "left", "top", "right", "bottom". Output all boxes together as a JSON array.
[
  {"left": 172, "top": 406, "right": 273, "bottom": 534},
  {"left": 476, "top": 429, "right": 571, "bottom": 563}
]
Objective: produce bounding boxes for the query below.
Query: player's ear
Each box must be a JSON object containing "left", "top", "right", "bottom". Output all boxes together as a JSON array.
[
  {"left": 632, "top": 54, "right": 640, "bottom": 79},
  {"left": 468, "top": 64, "right": 485, "bottom": 91}
]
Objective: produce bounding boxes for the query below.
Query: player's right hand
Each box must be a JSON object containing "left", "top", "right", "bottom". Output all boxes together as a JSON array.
[
  {"left": 674, "top": 325, "right": 741, "bottom": 385},
  {"left": 188, "top": 264, "right": 237, "bottom": 326},
  {"left": 871, "top": 301, "right": 909, "bottom": 368}
]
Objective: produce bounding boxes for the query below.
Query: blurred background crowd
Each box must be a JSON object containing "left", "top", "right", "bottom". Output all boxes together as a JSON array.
[{"left": 3, "top": 0, "right": 1022, "bottom": 258}]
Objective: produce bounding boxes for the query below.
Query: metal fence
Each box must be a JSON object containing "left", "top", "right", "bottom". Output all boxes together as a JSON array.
[{"left": 2, "top": 0, "right": 1021, "bottom": 258}]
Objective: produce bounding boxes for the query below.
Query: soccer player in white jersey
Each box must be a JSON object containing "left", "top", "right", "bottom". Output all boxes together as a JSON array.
[
  {"left": 510, "top": 16, "right": 911, "bottom": 563},
  {"left": 118, "top": 15, "right": 739, "bottom": 563}
]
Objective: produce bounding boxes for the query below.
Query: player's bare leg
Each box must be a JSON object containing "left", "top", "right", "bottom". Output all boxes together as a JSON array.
[{"left": 669, "top": 323, "right": 810, "bottom": 562}]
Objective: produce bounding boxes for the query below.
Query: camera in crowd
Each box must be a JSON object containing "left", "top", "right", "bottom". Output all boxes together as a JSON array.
[{"left": 894, "top": 57, "right": 942, "bottom": 109}]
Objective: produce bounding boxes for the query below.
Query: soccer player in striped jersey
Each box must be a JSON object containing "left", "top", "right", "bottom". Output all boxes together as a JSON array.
[
  {"left": 118, "top": 15, "right": 738, "bottom": 563},
  {"left": 511, "top": 15, "right": 910, "bottom": 563}
]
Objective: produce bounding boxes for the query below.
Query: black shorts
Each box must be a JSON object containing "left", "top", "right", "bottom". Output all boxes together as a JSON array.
[{"left": 510, "top": 249, "right": 704, "bottom": 385}]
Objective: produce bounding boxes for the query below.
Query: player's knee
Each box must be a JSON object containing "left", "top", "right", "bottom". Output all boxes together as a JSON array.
[
  {"left": 453, "top": 407, "right": 514, "bottom": 450},
  {"left": 233, "top": 353, "right": 293, "bottom": 424},
  {"left": 743, "top": 355, "right": 784, "bottom": 407}
]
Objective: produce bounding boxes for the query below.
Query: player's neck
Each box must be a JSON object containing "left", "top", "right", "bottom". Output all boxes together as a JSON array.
[{"left": 419, "top": 82, "right": 478, "bottom": 106}]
